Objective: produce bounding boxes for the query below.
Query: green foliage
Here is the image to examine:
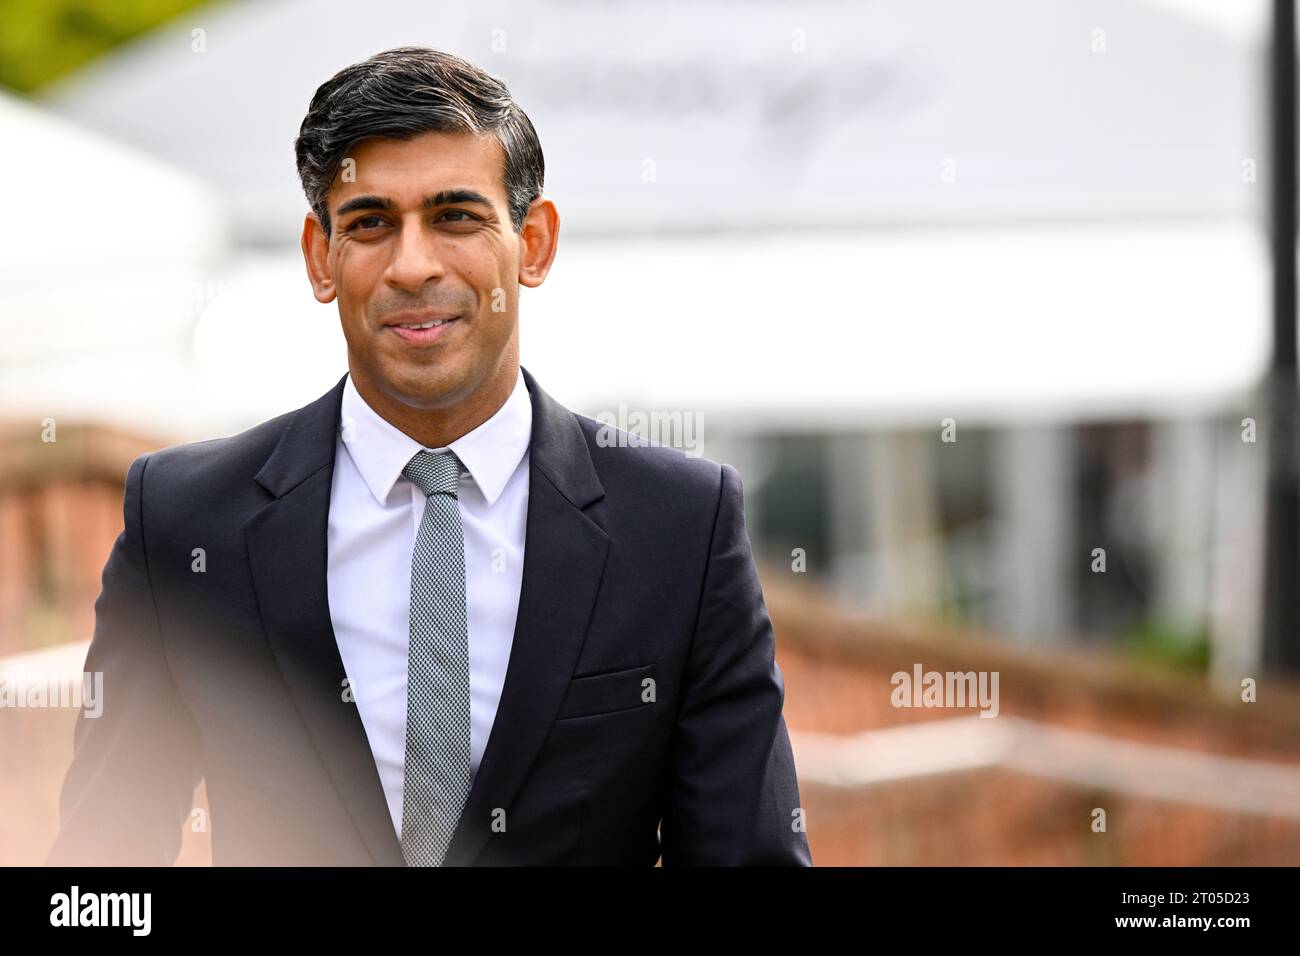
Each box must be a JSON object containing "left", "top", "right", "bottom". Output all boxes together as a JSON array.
[
  {"left": 0, "top": 0, "right": 213, "bottom": 93},
  {"left": 1119, "top": 615, "right": 1211, "bottom": 673}
]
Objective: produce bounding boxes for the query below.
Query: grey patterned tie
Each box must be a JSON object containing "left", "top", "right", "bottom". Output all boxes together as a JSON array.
[{"left": 399, "top": 449, "right": 472, "bottom": 867}]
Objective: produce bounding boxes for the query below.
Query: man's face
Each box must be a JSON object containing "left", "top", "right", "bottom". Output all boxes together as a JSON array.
[{"left": 311, "top": 130, "right": 522, "bottom": 412}]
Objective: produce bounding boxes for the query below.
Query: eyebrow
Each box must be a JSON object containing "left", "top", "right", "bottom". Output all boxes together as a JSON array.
[{"left": 334, "top": 189, "right": 495, "bottom": 219}]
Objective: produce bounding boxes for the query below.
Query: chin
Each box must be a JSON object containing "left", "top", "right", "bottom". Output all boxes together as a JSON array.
[{"left": 386, "top": 368, "right": 471, "bottom": 408}]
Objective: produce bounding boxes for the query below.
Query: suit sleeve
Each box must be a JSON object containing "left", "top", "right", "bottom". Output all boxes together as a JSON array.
[
  {"left": 659, "top": 463, "right": 812, "bottom": 866},
  {"left": 45, "top": 452, "right": 204, "bottom": 866}
]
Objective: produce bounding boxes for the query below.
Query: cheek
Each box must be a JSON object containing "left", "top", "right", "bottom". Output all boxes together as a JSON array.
[
  {"left": 460, "top": 235, "right": 515, "bottom": 285},
  {"left": 327, "top": 253, "right": 372, "bottom": 339},
  {"left": 333, "top": 248, "right": 384, "bottom": 309},
  {"left": 335, "top": 235, "right": 390, "bottom": 277},
  {"left": 455, "top": 270, "right": 512, "bottom": 321}
]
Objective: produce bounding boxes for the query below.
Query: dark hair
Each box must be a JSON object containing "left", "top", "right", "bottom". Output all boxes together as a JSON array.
[{"left": 294, "top": 46, "right": 544, "bottom": 238}]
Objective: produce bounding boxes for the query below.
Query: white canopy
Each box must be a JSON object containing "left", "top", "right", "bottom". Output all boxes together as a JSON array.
[
  {"left": 41, "top": 0, "right": 1264, "bottom": 243},
  {"left": 0, "top": 89, "right": 232, "bottom": 437},
  {"left": 191, "top": 219, "right": 1269, "bottom": 432}
]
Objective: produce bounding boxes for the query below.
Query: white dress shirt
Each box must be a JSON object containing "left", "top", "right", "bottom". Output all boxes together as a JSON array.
[{"left": 326, "top": 368, "right": 531, "bottom": 837}]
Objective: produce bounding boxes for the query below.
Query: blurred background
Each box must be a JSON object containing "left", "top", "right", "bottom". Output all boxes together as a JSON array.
[{"left": 2, "top": 0, "right": 1299, "bottom": 865}]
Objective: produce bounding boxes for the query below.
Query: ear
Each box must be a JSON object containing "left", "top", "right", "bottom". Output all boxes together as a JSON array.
[
  {"left": 517, "top": 198, "right": 560, "bottom": 289},
  {"left": 301, "top": 211, "right": 337, "bottom": 303}
]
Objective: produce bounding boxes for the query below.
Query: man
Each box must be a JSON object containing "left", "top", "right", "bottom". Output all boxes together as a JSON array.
[{"left": 45, "top": 47, "right": 811, "bottom": 866}]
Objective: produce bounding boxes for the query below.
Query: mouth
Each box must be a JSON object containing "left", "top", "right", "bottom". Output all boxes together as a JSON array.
[{"left": 384, "top": 312, "right": 462, "bottom": 345}]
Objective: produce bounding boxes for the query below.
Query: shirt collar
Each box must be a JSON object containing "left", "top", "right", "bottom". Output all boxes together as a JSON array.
[{"left": 339, "top": 367, "right": 531, "bottom": 508}]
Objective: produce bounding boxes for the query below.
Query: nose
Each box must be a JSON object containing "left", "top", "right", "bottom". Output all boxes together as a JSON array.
[{"left": 383, "top": 214, "right": 447, "bottom": 293}]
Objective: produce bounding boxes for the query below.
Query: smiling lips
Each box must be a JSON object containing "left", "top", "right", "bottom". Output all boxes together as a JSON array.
[{"left": 386, "top": 314, "right": 461, "bottom": 344}]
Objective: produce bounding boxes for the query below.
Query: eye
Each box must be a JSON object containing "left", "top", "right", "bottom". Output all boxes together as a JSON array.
[
  {"left": 440, "top": 209, "right": 479, "bottom": 223},
  {"left": 348, "top": 215, "right": 385, "bottom": 231}
]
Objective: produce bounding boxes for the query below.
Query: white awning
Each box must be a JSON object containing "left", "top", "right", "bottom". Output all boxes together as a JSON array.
[
  {"left": 0, "top": 90, "right": 232, "bottom": 437},
  {"left": 189, "top": 219, "right": 1269, "bottom": 432}
]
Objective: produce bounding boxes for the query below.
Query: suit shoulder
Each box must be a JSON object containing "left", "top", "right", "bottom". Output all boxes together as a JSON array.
[{"left": 143, "top": 407, "right": 297, "bottom": 477}]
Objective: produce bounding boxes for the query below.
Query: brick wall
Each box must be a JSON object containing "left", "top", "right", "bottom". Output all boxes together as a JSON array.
[{"left": 764, "top": 573, "right": 1300, "bottom": 865}]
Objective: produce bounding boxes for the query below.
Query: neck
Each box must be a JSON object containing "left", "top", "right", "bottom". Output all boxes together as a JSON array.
[{"left": 350, "top": 359, "right": 518, "bottom": 449}]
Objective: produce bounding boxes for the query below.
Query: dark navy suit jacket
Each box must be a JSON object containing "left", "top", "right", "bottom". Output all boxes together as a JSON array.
[{"left": 45, "top": 366, "right": 812, "bottom": 866}]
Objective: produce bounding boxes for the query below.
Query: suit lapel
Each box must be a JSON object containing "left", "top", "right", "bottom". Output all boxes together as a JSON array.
[
  {"left": 245, "top": 373, "right": 406, "bottom": 865},
  {"left": 244, "top": 366, "right": 608, "bottom": 867}
]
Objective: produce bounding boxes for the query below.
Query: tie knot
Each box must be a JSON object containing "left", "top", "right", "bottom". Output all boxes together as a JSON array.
[{"left": 403, "top": 450, "right": 463, "bottom": 498}]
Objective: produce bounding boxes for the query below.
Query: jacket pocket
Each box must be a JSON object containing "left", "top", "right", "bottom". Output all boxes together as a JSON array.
[{"left": 555, "top": 661, "right": 657, "bottom": 720}]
